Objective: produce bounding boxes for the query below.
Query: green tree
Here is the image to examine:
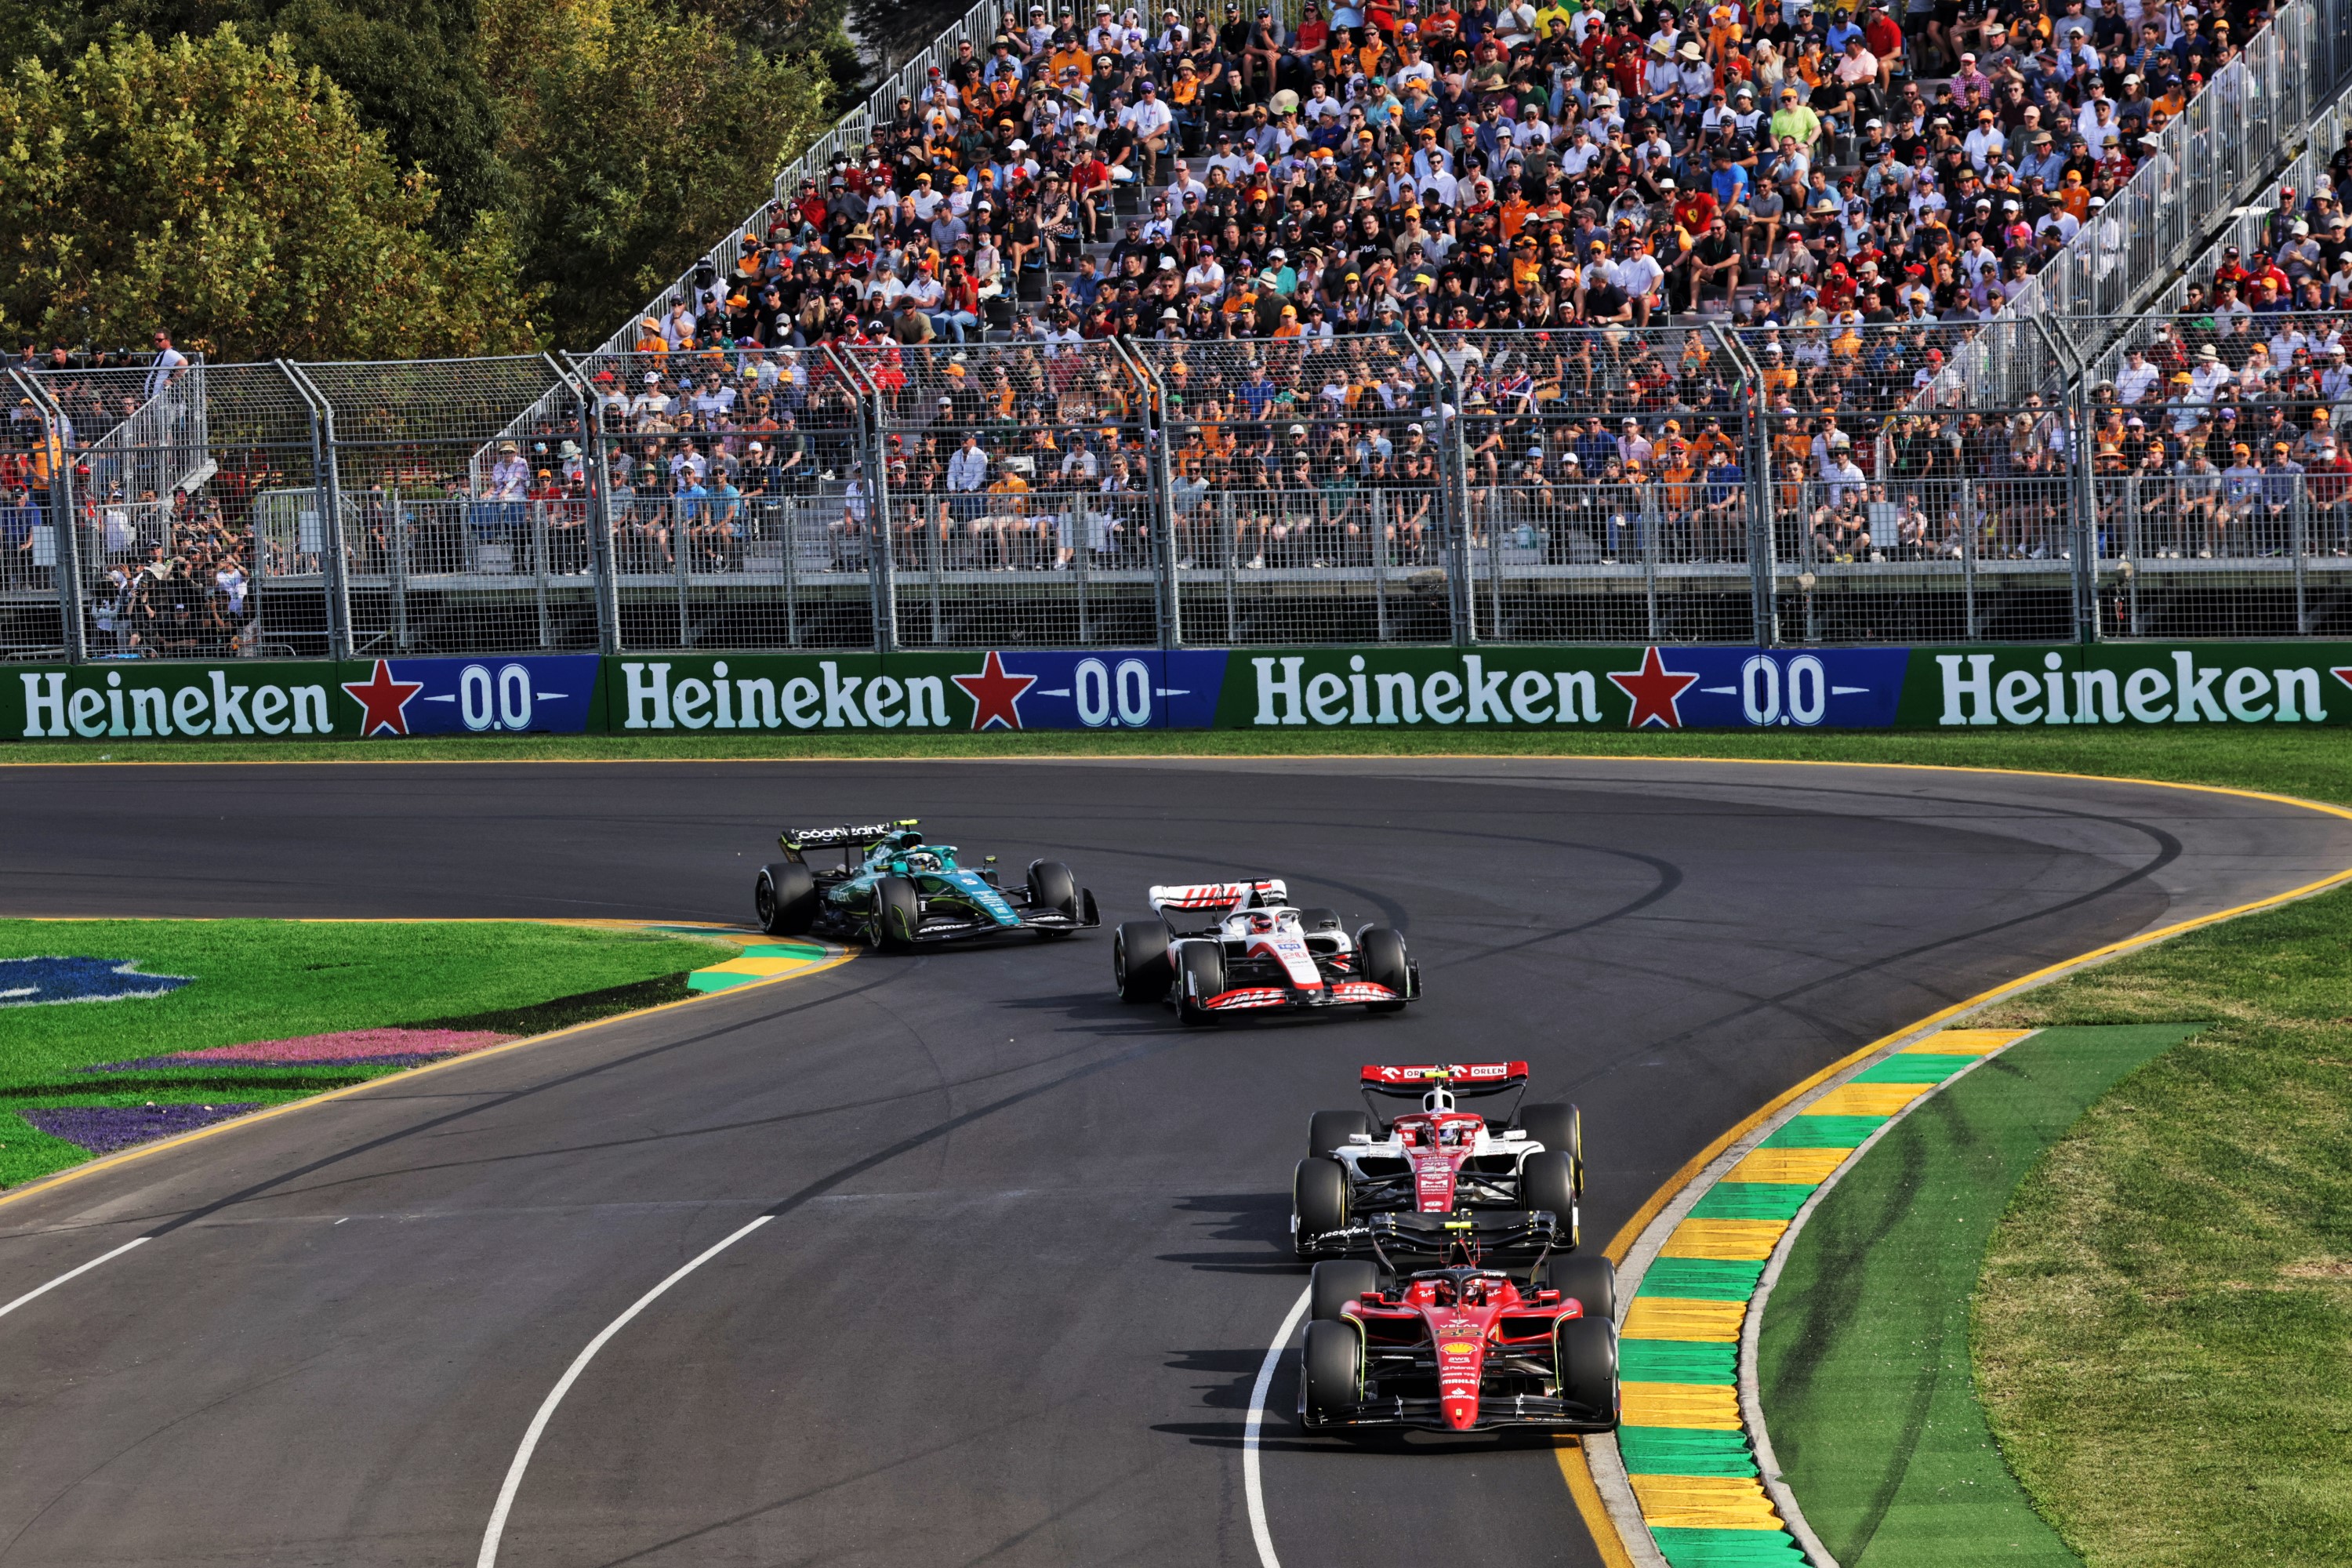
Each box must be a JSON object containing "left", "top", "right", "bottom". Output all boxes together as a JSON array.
[
  {"left": 0, "top": 0, "right": 512, "bottom": 252},
  {"left": 0, "top": 27, "right": 545, "bottom": 358},
  {"left": 479, "top": 0, "right": 833, "bottom": 346}
]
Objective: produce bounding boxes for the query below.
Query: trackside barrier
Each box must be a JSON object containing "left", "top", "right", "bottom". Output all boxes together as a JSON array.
[{"left": 9, "top": 644, "right": 2352, "bottom": 737}]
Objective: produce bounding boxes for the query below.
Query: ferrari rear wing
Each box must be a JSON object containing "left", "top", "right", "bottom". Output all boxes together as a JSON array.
[
  {"left": 1149, "top": 879, "right": 1288, "bottom": 933},
  {"left": 1359, "top": 1062, "right": 1530, "bottom": 1096},
  {"left": 780, "top": 819, "right": 916, "bottom": 853}
]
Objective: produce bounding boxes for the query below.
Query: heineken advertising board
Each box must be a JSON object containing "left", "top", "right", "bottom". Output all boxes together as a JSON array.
[{"left": 8, "top": 644, "right": 2351, "bottom": 739}]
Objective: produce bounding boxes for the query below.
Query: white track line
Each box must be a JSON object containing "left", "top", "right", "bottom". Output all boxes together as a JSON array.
[
  {"left": 476, "top": 1214, "right": 774, "bottom": 1568},
  {"left": 1245, "top": 1285, "right": 1312, "bottom": 1568},
  {"left": 0, "top": 1236, "right": 149, "bottom": 1323}
]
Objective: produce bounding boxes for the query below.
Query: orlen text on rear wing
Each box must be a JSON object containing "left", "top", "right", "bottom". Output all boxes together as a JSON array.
[
  {"left": 1359, "top": 1062, "right": 1530, "bottom": 1126},
  {"left": 1149, "top": 878, "right": 1288, "bottom": 934}
]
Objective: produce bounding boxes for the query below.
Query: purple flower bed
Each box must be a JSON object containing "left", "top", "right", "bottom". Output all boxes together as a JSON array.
[
  {"left": 86, "top": 1029, "right": 514, "bottom": 1073},
  {"left": 24, "top": 1103, "right": 263, "bottom": 1155}
]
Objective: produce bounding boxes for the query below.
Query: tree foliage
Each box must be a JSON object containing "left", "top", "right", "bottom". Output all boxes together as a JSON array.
[
  {"left": 478, "top": 0, "right": 835, "bottom": 346},
  {"left": 0, "top": 27, "right": 545, "bottom": 358}
]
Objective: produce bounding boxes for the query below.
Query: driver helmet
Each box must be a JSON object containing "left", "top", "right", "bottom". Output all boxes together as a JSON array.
[
  {"left": 1422, "top": 1085, "right": 1457, "bottom": 1113},
  {"left": 904, "top": 850, "right": 942, "bottom": 873},
  {"left": 1247, "top": 912, "right": 1276, "bottom": 934}
]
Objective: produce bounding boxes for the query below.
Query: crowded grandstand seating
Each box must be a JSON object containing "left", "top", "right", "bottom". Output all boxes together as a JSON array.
[{"left": 644, "top": 0, "right": 2260, "bottom": 353}]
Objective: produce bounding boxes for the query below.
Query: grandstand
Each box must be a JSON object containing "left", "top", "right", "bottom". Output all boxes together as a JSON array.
[{"left": 10, "top": 0, "right": 2352, "bottom": 659}]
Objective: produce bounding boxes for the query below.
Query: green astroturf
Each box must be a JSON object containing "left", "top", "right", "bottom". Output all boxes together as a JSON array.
[
  {"left": 0, "top": 920, "right": 730, "bottom": 1188},
  {"left": 1756, "top": 1024, "right": 2200, "bottom": 1568},
  {"left": 1971, "top": 887, "right": 2352, "bottom": 1567}
]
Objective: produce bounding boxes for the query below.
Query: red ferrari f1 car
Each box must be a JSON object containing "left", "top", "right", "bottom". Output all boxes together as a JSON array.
[{"left": 1298, "top": 1254, "right": 1619, "bottom": 1433}]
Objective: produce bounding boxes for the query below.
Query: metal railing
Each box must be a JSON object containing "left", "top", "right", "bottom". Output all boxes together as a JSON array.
[
  {"left": 16, "top": 322, "right": 2352, "bottom": 662},
  {"left": 590, "top": 0, "right": 1008, "bottom": 364},
  {"left": 1926, "top": 0, "right": 2352, "bottom": 406}
]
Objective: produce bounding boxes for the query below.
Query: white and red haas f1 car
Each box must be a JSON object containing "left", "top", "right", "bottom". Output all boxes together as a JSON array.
[
  {"left": 1111, "top": 879, "right": 1418, "bottom": 1025},
  {"left": 1293, "top": 1063, "right": 1584, "bottom": 1264},
  {"left": 1299, "top": 1254, "right": 1619, "bottom": 1435}
]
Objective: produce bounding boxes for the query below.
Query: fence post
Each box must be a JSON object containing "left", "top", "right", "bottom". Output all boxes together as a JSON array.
[
  {"left": 1410, "top": 328, "right": 1475, "bottom": 644},
  {"left": 1112, "top": 336, "right": 1181, "bottom": 648},
  {"left": 557, "top": 355, "right": 621, "bottom": 655},
  {"left": 9, "top": 371, "right": 85, "bottom": 664},
  {"left": 1711, "top": 325, "right": 1775, "bottom": 647},
  {"left": 824, "top": 344, "right": 894, "bottom": 653},
  {"left": 2034, "top": 314, "right": 2100, "bottom": 644},
  {"left": 280, "top": 361, "right": 354, "bottom": 661}
]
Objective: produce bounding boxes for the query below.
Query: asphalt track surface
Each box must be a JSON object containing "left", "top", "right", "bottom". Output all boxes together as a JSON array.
[{"left": 3, "top": 758, "right": 2350, "bottom": 1568}]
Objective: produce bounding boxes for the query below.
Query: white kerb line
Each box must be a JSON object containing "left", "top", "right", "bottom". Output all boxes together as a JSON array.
[
  {"left": 1244, "top": 1284, "right": 1312, "bottom": 1568},
  {"left": 476, "top": 1213, "right": 775, "bottom": 1568},
  {"left": 0, "top": 1236, "right": 151, "bottom": 1323}
]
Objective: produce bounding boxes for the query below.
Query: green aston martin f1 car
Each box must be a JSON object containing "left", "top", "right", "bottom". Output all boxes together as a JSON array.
[{"left": 753, "top": 819, "right": 1099, "bottom": 950}]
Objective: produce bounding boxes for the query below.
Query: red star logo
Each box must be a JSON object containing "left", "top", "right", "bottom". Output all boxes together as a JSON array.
[
  {"left": 340, "top": 659, "right": 425, "bottom": 738},
  {"left": 2332, "top": 666, "right": 2352, "bottom": 694},
  {"left": 952, "top": 650, "right": 1038, "bottom": 731},
  {"left": 1606, "top": 646, "right": 1700, "bottom": 730}
]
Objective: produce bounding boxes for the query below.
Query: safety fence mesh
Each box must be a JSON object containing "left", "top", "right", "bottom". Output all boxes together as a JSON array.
[{"left": 14, "top": 325, "right": 2352, "bottom": 662}]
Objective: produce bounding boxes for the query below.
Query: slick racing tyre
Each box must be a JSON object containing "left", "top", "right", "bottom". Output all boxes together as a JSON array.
[
  {"left": 1300, "top": 1319, "right": 1363, "bottom": 1428},
  {"left": 1300, "top": 906, "right": 1343, "bottom": 932},
  {"left": 1174, "top": 941, "right": 1225, "bottom": 1026},
  {"left": 1310, "top": 1258, "right": 1380, "bottom": 1323},
  {"left": 869, "top": 876, "right": 921, "bottom": 953},
  {"left": 1354, "top": 926, "right": 1411, "bottom": 1012},
  {"left": 1555, "top": 1315, "right": 1620, "bottom": 1428},
  {"left": 1517, "top": 1102, "right": 1584, "bottom": 1196},
  {"left": 753, "top": 861, "right": 817, "bottom": 937},
  {"left": 1521, "top": 1150, "right": 1579, "bottom": 1246},
  {"left": 1551, "top": 1254, "right": 1617, "bottom": 1326},
  {"left": 1308, "top": 1109, "right": 1370, "bottom": 1159},
  {"left": 1293, "top": 1156, "right": 1348, "bottom": 1254},
  {"left": 1114, "top": 920, "right": 1172, "bottom": 1003},
  {"left": 1027, "top": 859, "right": 1078, "bottom": 937}
]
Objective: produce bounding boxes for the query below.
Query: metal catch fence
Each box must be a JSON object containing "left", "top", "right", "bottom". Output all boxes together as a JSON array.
[
  {"left": 16, "top": 327, "right": 2352, "bottom": 662},
  {"left": 1136, "top": 336, "right": 1451, "bottom": 647}
]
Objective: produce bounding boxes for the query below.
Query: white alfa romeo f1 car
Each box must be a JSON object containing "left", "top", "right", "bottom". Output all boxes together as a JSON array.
[{"left": 1110, "top": 878, "right": 1418, "bottom": 1025}]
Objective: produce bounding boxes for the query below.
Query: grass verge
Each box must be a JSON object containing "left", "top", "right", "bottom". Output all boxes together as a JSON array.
[
  {"left": 1758, "top": 1023, "right": 2198, "bottom": 1566},
  {"left": 0, "top": 919, "right": 730, "bottom": 1188},
  {"left": 1960, "top": 889, "right": 2352, "bottom": 1567},
  {"left": 2, "top": 725, "right": 2350, "bottom": 804}
]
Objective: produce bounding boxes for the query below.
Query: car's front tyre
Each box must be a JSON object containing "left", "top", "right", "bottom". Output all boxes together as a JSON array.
[
  {"left": 1355, "top": 926, "right": 1411, "bottom": 1012},
  {"left": 1293, "top": 1156, "right": 1348, "bottom": 1255},
  {"left": 1300, "top": 1318, "right": 1364, "bottom": 1428},
  {"left": 869, "top": 877, "right": 921, "bottom": 953},
  {"left": 1028, "top": 858, "right": 1078, "bottom": 938},
  {"left": 1174, "top": 941, "right": 1225, "bottom": 1026}
]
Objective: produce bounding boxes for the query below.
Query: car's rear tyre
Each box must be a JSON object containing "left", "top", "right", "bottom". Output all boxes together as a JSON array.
[
  {"left": 1174, "top": 941, "right": 1225, "bottom": 1025},
  {"left": 1027, "top": 858, "right": 1078, "bottom": 937},
  {"left": 1114, "top": 920, "right": 1172, "bottom": 1003},
  {"left": 1552, "top": 1254, "right": 1617, "bottom": 1326},
  {"left": 1301, "top": 1318, "right": 1364, "bottom": 1427},
  {"left": 1555, "top": 1315, "right": 1619, "bottom": 1427},
  {"left": 1355, "top": 926, "right": 1410, "bottom": 1012},
  {"left": 869, "top": 876, "right": 920, "bottom": 953},
  {"left": 753, "top": 861, "right": 817, "bottom": 936},
  {"left": 1518, "top": 1102, "right": 1584, "bottom": 1196},
  {"left": 1308, "top": 1109, "right": 1370, "bottom": 1159},
  {"left": 1522, "top": 1149, "right": 1578, "bottom": 1246},
  {"left": 1310, "top": 1258, "right": 1381, "bottom": 1323},
  {"left": 1293, "top": 1156, "right": 1348, "bottom": 1253},
  {"left": 1300, "top": 906, "right": 1343, "bottom": 932}
]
